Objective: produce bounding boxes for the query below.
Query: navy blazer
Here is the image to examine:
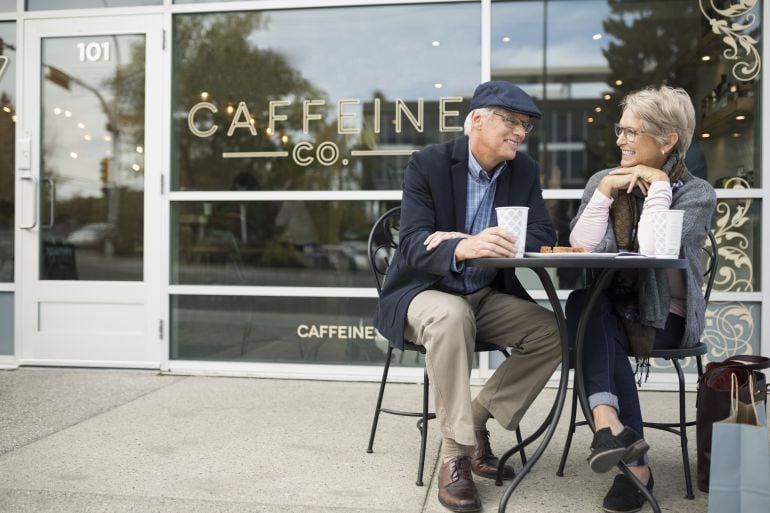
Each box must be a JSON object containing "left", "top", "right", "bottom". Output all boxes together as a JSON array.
[{"left": 373, "top": 135, "right": 557, "bottom": 350}]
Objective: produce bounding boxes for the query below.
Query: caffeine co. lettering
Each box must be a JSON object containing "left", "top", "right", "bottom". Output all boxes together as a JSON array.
[
  {"left": 187, "top": 97, "right": 464, "bottom": 138},
  {"left": 297, "top": 324, "right": 378, "bottom": 340}
]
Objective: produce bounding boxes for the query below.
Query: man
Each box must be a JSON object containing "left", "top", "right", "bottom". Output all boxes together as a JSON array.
[{"left": 373, "top": 81, "right": 562, "bottom": 512}]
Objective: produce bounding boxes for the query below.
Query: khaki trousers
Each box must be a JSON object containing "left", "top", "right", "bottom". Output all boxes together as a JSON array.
[{"left": 404, "top": 287, "right": 561, "bottom": 446}]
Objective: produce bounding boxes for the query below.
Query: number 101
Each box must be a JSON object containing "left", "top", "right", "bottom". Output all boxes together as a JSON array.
[{"left": 77, "top": 42, "right": 110, "bottom": 62}]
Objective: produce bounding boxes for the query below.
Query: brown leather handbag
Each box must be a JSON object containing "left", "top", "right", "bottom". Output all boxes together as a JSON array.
[{"left": 696, "top": 355, "right": 770, "bottom": 492}]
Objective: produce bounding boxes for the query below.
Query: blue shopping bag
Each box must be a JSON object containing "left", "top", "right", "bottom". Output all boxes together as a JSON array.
[{"left": 708, "top": 373, "right": 770, "bottom": 513}]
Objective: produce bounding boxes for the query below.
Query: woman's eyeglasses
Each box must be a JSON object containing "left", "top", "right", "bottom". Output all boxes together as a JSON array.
[
  {"left": 613, "top": 123, "right": 646, "bottom": 142},
  {"left": 493, "top": 112, "right": 534, "bottom": 133}
]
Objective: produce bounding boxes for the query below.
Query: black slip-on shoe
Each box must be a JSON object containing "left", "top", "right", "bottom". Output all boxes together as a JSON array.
[
  {"left": 588, "top": 428, "right": 627, "bottom": 473},
  {"left": 617, "top": 427, "right": 650, "bottom": 464},
  {"left": 602, "top": 471, "right": 654, "bottom": 513}
]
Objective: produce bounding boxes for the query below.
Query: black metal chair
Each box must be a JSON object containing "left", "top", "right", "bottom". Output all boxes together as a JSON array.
[
  {"left": 556, "top": 231, "right": 718, "bottom": 500},
  {"left": 365, "top": 206, "right": 526, "bottom": 486}
]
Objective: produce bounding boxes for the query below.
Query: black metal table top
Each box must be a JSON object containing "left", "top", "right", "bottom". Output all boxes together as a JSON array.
[{"left": 468, "top": 255, "right": 687, "bottom": 270}]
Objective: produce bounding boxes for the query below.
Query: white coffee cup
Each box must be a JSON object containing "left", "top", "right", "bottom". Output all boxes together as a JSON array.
[
  {"left": 638, "top": 209, "right": 684, "bottom": 258},
  {"left": 495, "top": 206, "right": 528, "bottom": 257}
]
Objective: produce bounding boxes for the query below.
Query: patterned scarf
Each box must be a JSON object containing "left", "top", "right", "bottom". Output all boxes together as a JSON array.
[
  {"left": 610, "top": 153, "right": 689, "bottom": 251},
  {"left": 609, "top": 153, "right": 690, "bottom": 361}
]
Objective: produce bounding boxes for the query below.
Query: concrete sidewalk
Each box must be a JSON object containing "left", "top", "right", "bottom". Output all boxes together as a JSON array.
[{"left": 0, "top": 368, "right": 711, "bottom": 512}]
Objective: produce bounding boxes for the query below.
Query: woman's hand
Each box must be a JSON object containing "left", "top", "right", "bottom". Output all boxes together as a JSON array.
[
  {"left": 454, "top": 227, "right": 516, "bottom": 261},
  {"left": 598, "top": 165, "right": 669, "bottom": 196},
  {"left": 424, "top": 231, "right": 468, "bottom": 251},
  {"left": 614, "top": 164, "right": 670, "bottom": 184}
]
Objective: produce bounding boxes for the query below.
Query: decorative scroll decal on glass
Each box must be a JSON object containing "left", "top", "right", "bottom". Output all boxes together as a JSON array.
[
  {"left": 701, "top": 302, "right": 757, "bottom": 364},
  {"left": 699, "top": 0, "right": 761, "bottom": 81},
  {"left": 713, "top": 178, "right": 754, "bottom": 292},
  {"left": 650, "top": 302, "right": 757, "bottom": 371}
]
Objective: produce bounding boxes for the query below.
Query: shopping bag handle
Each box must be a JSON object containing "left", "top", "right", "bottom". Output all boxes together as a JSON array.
[{"left": 730, "top": 372, "right": 760, "bottom": 424}]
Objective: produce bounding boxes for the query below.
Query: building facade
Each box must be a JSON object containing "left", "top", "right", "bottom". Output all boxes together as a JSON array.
[{"left": 0, "top": 0, "right": 766, "bottom": 387}]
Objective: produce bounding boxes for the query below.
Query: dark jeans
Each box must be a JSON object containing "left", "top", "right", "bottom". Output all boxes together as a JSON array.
[{"left": 565, "top": 288, "right": 685, "bottom": 440}]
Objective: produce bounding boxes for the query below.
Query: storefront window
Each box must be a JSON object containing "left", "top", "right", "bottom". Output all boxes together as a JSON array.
[
  {"left": 171, "top": 4, "right": 480, "bottom": 192},
  {"left": 171, "top": 200, "right": 397, "bottom": 287},
  {"left": 171, "top": 293, "right": 490, "bottom": 366},
  {"left": 491, "top": 0, "right": 762, "bottom": 190},
  {"left": 171, "top": 295, "right": 392, "bottom": 364},
  {"left": 0, "top": 22, "right": 15, "bottom": 283},
  {"left": 27, "top": 0, "right": 161, "bottom": 9},
  {"left": 491, "top": 0, "right": 763, "bottom": 321}
]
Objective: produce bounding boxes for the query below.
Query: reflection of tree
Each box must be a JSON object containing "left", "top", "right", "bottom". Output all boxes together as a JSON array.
[
  {"left": 172, "top": 12, "right": 371, "bottom": 266},
  {"left": 173, "top": 13, "right": 321, "bottom": 193},
  {"left": 586, "top": 1, "right": 703, "bottom": 166}
]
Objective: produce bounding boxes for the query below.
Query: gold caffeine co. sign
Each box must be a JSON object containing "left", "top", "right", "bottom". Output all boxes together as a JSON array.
[{"left": 187, "top": 96, "right": 464, "bottom": 167}]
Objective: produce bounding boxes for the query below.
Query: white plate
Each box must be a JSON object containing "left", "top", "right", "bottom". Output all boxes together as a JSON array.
[{"left": 523, "top": 252, "right": 619, "bottom": 259}]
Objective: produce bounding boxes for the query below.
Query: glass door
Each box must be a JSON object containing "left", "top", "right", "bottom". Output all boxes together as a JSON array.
[{"left": 18, "top": 15, "right": 162, "bottom": 366}]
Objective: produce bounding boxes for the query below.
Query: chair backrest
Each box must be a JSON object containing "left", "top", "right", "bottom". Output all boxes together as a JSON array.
[
  {"left": 368, "top": 206, "right": 401, "bottom": 296},
  {"left": 703, "top": 231, "right": 718, "bottom": 303}
]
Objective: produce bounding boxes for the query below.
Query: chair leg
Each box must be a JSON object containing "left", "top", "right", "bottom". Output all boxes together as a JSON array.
[
  {"left": 557, "top": 383, "right": 580, "bottom": 477},
  {"left": 515, "top": 426, "right": 527, "bottom": 466},
  {"left": 499, "top": 347, "right": 527, "bottom": 465},
  {"left": 367, "top": 346, "right": 393, "bottom": 454},
  {"left": 416, "top": 369, "right": 430, "bottom": 486},
  {"left": 673, "top": 358, "right": 695, "bottom": 499}
]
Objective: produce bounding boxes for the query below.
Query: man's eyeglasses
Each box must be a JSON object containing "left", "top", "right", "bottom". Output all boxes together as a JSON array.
[
  {"left": 493, "top": 112, "right": 534, "bottom": 133},
  {"left": 613, "top": 123, "right": 646, "bottom": 142}
]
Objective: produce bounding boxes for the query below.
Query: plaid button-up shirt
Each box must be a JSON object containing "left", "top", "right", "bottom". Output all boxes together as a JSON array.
[{"left": 439, "top": 146, "right": 505, "bottom": 294}]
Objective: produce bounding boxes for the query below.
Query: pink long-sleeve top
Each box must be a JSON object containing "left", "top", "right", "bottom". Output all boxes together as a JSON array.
[{"left": 570, "top": 181, "right": 686, "bottom": 317}]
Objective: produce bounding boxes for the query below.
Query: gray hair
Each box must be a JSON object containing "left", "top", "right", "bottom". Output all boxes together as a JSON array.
[
  {"left": 620, "top": 86, "right": 696, "bottom": 157},
  {"left": 463, "top": 107, "right": 495, "bottom": 135}
]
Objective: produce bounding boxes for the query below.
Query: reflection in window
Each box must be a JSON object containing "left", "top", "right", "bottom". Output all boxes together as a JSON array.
[
  {"left": 27, "top": 0, "right": 160, "bottom": 10},
  {"left": 171, "top": 200, "right": 398, "bottom": 287},
  {"left": 0, "top": 22, "right": 15, "bottom": 283},
  {"left": 171, "top": 295, "right": 400, "bottom": 365},
  {"left": 171, "top": 4, "right": 480, "bottom": 191},
  {"left": 40, "top": 35, "right": 146, "bottom": 281},
  {"left": 491, "top": 0, "right": 761, "bottom": 190}
]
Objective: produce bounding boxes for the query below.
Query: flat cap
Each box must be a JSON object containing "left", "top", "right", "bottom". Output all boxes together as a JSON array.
[{"left": 469, "top": 80, "right": 542, "bottom": 119}]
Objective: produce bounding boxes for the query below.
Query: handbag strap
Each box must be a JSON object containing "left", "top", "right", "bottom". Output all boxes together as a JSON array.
[{"left": 710, "top": 355, "right": 770, "bottom": 372}]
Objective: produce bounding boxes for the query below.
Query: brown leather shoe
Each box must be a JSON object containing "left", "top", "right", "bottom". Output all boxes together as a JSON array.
[
  {"left": 469, "top": 429, "right": 515, "bottom": 480},
  {"left": 437, "top": 457, "right": 481, "bottom": 512}
]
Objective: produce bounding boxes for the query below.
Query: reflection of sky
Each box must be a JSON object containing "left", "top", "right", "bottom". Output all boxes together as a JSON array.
[
  {"left": 43, "top": 35, "right": 145, "bottom": 200},
  {"left": 246, "top": 4, "right": 481, "bottom": 103},
  {"left": 492, "top": 1, "right": 614, "bottom": 98}
]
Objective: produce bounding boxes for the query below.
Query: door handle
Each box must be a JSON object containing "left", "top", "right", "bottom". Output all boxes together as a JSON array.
[
  {"left": 19, "top": 174, "right": 37, "bottom": 229},
  {"left": 42, "top": 178, "right": 55, "bottom": 229}
]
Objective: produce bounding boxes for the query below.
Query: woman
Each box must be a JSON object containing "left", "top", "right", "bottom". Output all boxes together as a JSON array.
[{"left": 567, "top": 85, "right": 716, "bottom": 513}]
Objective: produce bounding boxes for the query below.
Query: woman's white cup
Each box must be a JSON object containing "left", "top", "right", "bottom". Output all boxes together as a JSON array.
[
  {"left": 495, "top": 206, "right": 529, "bottom": 257},
  {"left": 638, "top": 209, "right": 684, "bottom": 258}
]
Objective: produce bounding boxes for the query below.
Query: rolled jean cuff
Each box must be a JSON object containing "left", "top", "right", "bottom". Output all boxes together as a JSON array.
[{"left": 588, "top": 391, "right": 619, "bottom": 412}]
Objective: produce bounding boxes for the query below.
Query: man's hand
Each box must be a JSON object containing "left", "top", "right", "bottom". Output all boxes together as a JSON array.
[
  {"left": 454, "top": 227, "right": 516, "bottom": 261},
  {"left": 424, "top": 231, "right": 469, "bottom": 251}
]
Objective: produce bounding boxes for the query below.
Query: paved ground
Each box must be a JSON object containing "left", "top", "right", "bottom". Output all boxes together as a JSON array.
[{"left": 0, "top": 367, "right": 718, "bottom": 512}]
